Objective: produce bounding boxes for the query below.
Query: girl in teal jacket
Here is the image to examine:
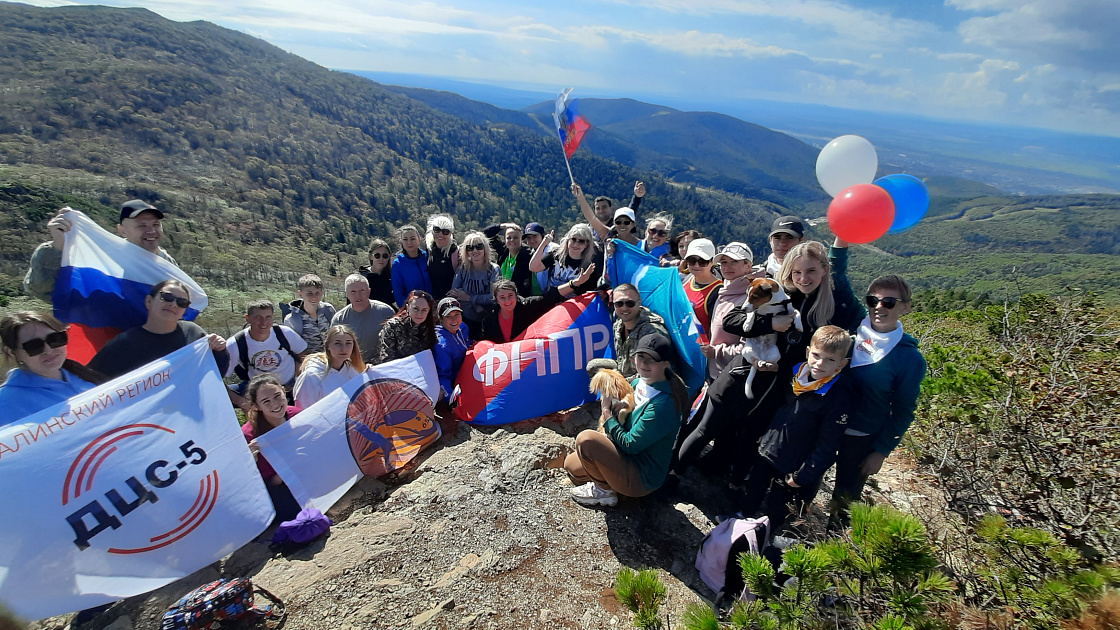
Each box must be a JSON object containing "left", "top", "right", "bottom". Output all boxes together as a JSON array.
[{"left": 564, "top": 333, "right": 689, "bottom": 507}]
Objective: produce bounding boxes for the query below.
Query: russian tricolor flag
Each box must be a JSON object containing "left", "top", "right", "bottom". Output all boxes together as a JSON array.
[
  {"left": 553, "top": 88, "right": 592, "bottom": 160},
  {"left": 52, "top": 209, "right": 208, "bottom": 362}
]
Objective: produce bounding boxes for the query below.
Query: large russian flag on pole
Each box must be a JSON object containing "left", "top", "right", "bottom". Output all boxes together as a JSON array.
[
  {"left": 607, "top": 240, "right": 707, "bottom": 395},
  {"left": 52, "top": 210, "right": 207, "bottom": 361},
  {"left": 454, "top": 294, "right": 613, "bottom": 425},
  {"left": 553, "top": 88, "right": 591, "bottom": 160}
]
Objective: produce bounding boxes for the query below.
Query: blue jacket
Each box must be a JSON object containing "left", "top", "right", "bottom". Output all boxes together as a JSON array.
[
  {"left": 433, "top": 322, "right": 471, "bottom": 402},
  {"left": 0, "top": 367, "right": 98, "bottom": 427},
  {"left": 846, "top": 334, "right": 926, "bottom": 456},
  {"left": 392, "top": 250, "right": 433, "bottom": 305}
]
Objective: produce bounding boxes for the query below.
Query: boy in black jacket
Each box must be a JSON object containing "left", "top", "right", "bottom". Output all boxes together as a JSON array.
[{"left": 738, "top": 325, "right": 853, "bottom": 535}]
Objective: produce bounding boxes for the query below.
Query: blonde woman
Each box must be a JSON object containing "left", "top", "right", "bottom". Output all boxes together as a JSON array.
[
  {"left": 293, "top": 325, "right": 367, "bottom": 408},
  {"left": 529, "top": 223, "right": 602, "bottom": 292},
  {"left": 425, "top": 214, "right": 459, "bottom": 300},
  {"left": 447, "top": 231, "right": 499, "bottom": 334}
]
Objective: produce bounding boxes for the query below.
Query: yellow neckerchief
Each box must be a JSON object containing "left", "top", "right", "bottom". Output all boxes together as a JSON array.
[{"left": 791, "top": 362, "right": 840, "bottom": 396}]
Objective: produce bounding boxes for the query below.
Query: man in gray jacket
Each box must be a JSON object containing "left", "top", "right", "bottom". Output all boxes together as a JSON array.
[
  {"left": 24, "top": 200, "right": 177, "bottom": 303},
  {"left": 611, "top": 283, "right": 669, "bottom": 379}
]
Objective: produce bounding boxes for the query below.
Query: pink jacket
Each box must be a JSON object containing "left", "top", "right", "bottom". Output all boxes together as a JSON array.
[{"left": 706, "top": 276, "right": 752, "bottom": 379}]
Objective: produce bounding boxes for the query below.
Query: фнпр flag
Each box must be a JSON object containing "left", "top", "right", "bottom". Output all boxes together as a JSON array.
[
  {"left": 52, "top": 209, "right": 208, "bottom": 361},
  {"left": 553, "top": 88, "right": 592, "bottom": 160}
]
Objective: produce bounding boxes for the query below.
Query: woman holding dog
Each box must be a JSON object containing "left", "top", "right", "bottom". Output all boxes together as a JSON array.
[
  {"left": 674, "top": 238, "right": 864, "bottom": 479},
  {"left": 564, "top": 333, "right": 690, "bottom": 507}
]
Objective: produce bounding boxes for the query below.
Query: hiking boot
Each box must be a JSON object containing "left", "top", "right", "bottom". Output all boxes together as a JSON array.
[{"left": 571, "top": 482, "right": 618, "bottom": 507}]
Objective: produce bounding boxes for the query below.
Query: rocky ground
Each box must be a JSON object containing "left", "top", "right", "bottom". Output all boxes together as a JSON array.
[{"left": 34, "top": 406, "right": 948, "bottom": 630}]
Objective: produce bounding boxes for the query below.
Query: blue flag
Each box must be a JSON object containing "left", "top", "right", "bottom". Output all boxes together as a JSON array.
[{"left": 607, "top": 240, "right": 707, "bottom": 395}]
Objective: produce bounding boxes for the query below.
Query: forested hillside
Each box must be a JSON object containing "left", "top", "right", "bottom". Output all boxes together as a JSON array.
[{"left": 0, "top": 3, "right": 788, "bottom": 297}]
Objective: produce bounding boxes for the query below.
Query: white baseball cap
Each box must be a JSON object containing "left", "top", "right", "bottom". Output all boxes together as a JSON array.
[{"left": 684, "top": 238, "right": 716, "bottom": 261}]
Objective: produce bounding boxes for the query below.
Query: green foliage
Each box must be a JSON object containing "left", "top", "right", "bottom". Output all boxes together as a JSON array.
[
  {"left": 681, "top": 603, "right": 721, "bottom": 630},
  {"left": 615, "top": 567, "right": 667, "bottom": 630},
  {"left": 738, "top": 552, "right": 775, "bottom": 600}
]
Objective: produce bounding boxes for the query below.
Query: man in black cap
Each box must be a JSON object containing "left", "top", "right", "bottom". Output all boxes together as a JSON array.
[
  {"left": 24, "top": 200, "right": 178, "bottom": 303},
  {"left": 759, "top": 215, "right": 806, "bottom": 278}
]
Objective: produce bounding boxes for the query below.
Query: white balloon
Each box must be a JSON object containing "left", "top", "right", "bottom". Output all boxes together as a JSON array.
[{"left": 815, "top": 135, "right": 878, "bottom": 197}]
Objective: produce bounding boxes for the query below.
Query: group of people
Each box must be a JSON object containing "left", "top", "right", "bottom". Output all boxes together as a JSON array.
[{"left": 2, "top": 181, "right": 926, "bottom": 544}]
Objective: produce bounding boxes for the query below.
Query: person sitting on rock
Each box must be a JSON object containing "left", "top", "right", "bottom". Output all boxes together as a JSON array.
[
  {"left": 564, "top": 333, "right": 689, "bottom": 507},
  {"left": 243, "top": 374, "right": 303, "bottom": 523}
]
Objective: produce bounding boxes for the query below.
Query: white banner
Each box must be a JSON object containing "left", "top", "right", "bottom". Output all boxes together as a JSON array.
[
  {"left": 0, "top": 340, "right": 273, "bottom": 620},
  {"left": 256, "top": 351, "right": 441, "bottom": 511}
]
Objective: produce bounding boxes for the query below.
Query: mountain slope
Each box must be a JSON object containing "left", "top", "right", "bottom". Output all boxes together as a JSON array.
[{"left": 0, "top": 3, "right": 787, "bottom": 293}]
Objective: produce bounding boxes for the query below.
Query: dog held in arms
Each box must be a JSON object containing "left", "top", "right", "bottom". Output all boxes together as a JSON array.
[
  {"left": 740, "top": 278, "right": 803, "bottom": 399},
  {"left": 588, "top": 368, "right": 635, "bottom": 431}
]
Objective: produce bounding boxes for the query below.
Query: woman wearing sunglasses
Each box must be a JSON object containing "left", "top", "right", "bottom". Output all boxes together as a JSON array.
[
  {"left": 87, "top": 279, "right": 230, "bottom": 379},
  {"left": 639, "top": 214, "right": 673, "bottom": 260},
  {"left": 360, "top": 238, "right": 398, "bottom": 309},
  {"left": 0, "top": 312, "right": 107, "bottom": 426},
  {"left": 681, "top": 238, "right": 722, "bottom": 344},
  {"left": 829, "top": 275, "right": 925, "bottom": 527},
  {"left": 425, "top": 214, "right": 460, "bottom": 301},
  {"left": 447, "top": 231, "right": 500, "bottom": 337},
  {"left": 529, "top": 224, "right": 602, "bottom": 293}
]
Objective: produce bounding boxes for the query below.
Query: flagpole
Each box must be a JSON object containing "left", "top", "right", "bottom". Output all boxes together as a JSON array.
[{"left": 562, "top": 149, "right": 575, "bottom": 186}]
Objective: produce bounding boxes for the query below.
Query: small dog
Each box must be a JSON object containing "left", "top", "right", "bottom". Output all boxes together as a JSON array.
[
  {"left": 589, "top": 368, "right": 635, "bottom": 431},
  {"left": 740, "top": 278, "right": 803, "bottom": 399}
]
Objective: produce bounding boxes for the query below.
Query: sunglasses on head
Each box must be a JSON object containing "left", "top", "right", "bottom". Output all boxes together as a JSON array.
[
  {"left": 20, "top": 330, "right": 69, "bottom": 357},
  {"left": 865, "top": 295, "right": 902, "bottom": 309},
  {"left": 647, "top": 228, "right": 668, "bottom": 237},
  {"left": 159, "top": 292, "right": 191, "bottom": 309},
  {"left": 614, "top": 218, "right": 633, "bottom": 226},
  {"left": 613, "top": 299, "right": 637, "bottom": 308},
  {"left": 570, "top": 237, "right": 589, "bottom": 245},
  {"left": 433, "top": 227, "right": 452, "bottom": 236},
  {"left": 464, "top": 243, "right": 485, "bottom": 252},
  {"left": 371, "top": 252, "right": 389, "bottom": 260},
  {"left": 685, "top": 257, "right": 711, "bottom": 266}
]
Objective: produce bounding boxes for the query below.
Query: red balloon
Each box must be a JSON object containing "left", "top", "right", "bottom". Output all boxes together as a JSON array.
[{"left": 827, "top": 184, "right": 895, "bottom": 244}]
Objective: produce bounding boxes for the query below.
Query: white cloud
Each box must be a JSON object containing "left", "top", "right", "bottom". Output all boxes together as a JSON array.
[
  {"left": 581, "top": 26, "right": 801, "bottom": 58},
  {"left": 596, "top": 0, "right": 931, "bottom": 44},
  {"left": 937, "top": 52, "right": 983, "bottom": 62}
]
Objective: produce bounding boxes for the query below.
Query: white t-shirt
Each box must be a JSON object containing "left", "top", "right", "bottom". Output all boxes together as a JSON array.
[{"left": 225, "top": 325, "right": 308, "bottom": 385}]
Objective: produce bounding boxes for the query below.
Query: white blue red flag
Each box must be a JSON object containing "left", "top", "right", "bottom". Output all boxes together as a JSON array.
[
  {"left": 0, "top": 340, "right": 273, "bottom": 620},
  {"left": 52, "top": 209, "right": 207, "bottom": 361},
  {"left": 454, "top": 294, "right": 614, "bottom": 425},
  {"left": 553, "top": 87, "right": 592, "bottom": 159},
  {"left": 607, "top": 239, "right": 707, "bottom": 395},
  {"left": 254, "top": 351, "right": 442, "bottom": 511}
]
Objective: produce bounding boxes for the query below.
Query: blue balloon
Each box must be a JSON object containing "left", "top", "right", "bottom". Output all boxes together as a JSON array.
[{"left": 874, "top": 174, "right": 929, "bottom": 233}]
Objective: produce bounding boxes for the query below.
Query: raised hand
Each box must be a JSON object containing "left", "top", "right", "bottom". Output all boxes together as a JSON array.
[{"left": 634, "top": 181, "right": 646, "bottom": 198}]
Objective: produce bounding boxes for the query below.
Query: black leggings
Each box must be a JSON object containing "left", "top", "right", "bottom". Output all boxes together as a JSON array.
[
  {"left": 674, "top": 355, "right": 783, "bottom": 476},
  {"left": 830, "top": 433, "right": 878, "bottom": 519},
  {"left": 740, "top": 459, "right": 822, "bottom": 535}
]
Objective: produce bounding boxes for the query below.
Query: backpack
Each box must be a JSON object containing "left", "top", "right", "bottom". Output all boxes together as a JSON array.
[
  {"left": 160, "top": 578, "right": 285, "bottom": 630},
  {"left": 233, "top": 325, "right": 300, "bottom": 382},
  {"left": 695, "top": 515, "right": 770, "bottom": 606},
  {"left": 270, "top": 508, "right": 331, "bottom": 550}
]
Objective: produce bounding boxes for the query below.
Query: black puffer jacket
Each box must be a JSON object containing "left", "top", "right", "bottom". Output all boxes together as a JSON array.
[{"left": 757, "top": 366, "right": 853, "bottom": 486}]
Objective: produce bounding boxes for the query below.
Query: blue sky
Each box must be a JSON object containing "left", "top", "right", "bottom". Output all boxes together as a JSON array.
[{"left": 25, "top": 0, "right": 1120, "bottom": 136}]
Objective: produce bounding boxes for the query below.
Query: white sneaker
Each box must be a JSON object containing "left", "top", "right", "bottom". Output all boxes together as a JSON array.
[{"left": 570, "top": 482, "right": 618, "bottom": 507}]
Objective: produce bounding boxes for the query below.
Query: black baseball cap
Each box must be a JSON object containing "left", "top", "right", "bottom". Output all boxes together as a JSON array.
[
  {"left": 120, "top": 199, "right": 164, "bottom": 222},
  {"left": 769, "top": 215, "right": 804, "bottom": 238},
  {"left": 634, "top": 333, "right": 672, "bottom": 363}
]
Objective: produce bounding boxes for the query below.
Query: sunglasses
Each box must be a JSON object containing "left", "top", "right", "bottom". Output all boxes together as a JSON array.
[
  {"left": 647, "top": 228, "right": 668, "bottom": 237},
  {"left": 612, "top": 299, "right": 637, "bottom": 308},
  {"left": 685, "top": 258, "right": 711, "bottom": 266},
  {"left": 570, "top": 238, "right": 589, "bottom": 245},
  {"left": 433, "top": 227, "right": 452, "bottom": 236},
  {"left": 865, "top": 295, "right": 902, "bottom": 309},
  {"left": 159, "top": 292, "right": 191, "bottom": 309},
  {"left": 371, "top": 252, "right": 389, "bottom": 260},
  {"left": 614, "top": 218, "right": 634, "bottom": 226},
  {"left": 20, "top": 330, "right": 69, "bottom": 357},
  {"left": 464, "top": 243, "right": 485, "bottom": 252}
]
